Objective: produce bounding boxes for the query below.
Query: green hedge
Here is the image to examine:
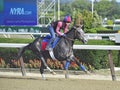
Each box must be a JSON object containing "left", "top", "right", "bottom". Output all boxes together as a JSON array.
[{"left": 0, "top": 38, "right": 33, "bottom": 43}]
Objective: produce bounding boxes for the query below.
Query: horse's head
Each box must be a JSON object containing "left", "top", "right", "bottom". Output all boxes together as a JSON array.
[{"left": 74, "top": 26, "right": 88, "bottom": 44}]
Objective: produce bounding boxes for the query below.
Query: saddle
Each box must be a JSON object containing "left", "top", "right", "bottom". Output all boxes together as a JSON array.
[
  {"left": 41, "top": 36, "right": 60, "bottom": 51},
  {"left": 41, "top": 36, "right": 60, "bottom": 60}
]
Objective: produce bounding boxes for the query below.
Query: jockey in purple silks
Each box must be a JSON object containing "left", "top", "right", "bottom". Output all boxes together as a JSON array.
[{"left": 46, "top": 15, "right": 72, "bottom": 50}]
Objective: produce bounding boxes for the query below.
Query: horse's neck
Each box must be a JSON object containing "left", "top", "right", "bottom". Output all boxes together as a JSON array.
[
  {"left": 54, "top": 29, "right": 75, "bottom": 49},
  {"left": 66, "top": 30, "right": 75, "bottom": 43},
  {"left": 64, "top": 37, "right": 74, "bottom": 46},
  {"left": 62, "top": 34, "right": 75, "bottom": 47}
]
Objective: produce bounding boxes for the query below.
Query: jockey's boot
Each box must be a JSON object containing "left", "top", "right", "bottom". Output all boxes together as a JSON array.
[
  {"left": 52, "top": 37, "right": 60, "bottom": 48},
  {"left": 46, "top": 42, "right": 53, "bottom": 51},
  {"left": 46, "top": 47, "right": 53, "bottom": 51},
  {"left": 46, "top": 38, "right": 54, "bottom": 51},
  {"left": 48, "top": 48, "right": 53, "bottom": 51}
]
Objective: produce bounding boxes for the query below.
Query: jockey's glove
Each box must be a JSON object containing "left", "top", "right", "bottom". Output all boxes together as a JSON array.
[{"left": 62, "top": 34, "right": 66, "bottom": 37}]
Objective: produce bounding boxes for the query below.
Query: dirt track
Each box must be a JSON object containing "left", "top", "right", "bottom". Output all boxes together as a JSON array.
[
  {"left": 0, "top": 70, "right": 120, "bottom": 81},
  {"left": 0, "top": 74, "right": 120, "bottom": 90},
  {"left": 0, "top": 71, "right": 116, "bottom": 81},
  {"left": 0, "top": 71, "right": 120, "bottom": 90}
]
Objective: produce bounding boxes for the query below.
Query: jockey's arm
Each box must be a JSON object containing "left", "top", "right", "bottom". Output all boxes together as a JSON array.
[
  {"left": 56, "top": 22, "right": 63, "bottom": 36},
  {"left": 64, "top": 24, "right": 69, "bottom": 33}
]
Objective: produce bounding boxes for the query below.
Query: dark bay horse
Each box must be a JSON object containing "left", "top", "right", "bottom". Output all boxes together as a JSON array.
[{"left": 17, "top": 26, "right": 88, "bottom": 79}]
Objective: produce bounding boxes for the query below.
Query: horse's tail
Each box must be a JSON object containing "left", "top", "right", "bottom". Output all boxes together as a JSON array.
[
  {"left": 16, "top": 36, "right": 43, "bottom": 61},
  {"left": 16, "top": 43, "right": 31, "bottom": 60}
]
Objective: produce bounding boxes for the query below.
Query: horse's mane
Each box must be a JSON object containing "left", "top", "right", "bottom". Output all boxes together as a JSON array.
[
  {"left": 66, "top": 26, "right": 76, "bottom": 34},
  {"left": 65, "top": 26, "right": 79, "bottom": 36},
  {"left": 63, "top": 26, "right": 77, "bottom": 40}
]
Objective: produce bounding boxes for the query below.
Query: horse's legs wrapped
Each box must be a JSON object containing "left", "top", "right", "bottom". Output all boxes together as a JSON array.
[
  {"left": 70, "top": 55, "right": 88, "bottom": 73},
  {"left": 74, "top": 58, "right": 88, "bottom": 73},
  {"left": 64, "top": 61, "right": 70, "bottom": 79}
]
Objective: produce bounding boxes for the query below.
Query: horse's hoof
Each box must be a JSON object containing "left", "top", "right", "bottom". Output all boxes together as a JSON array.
[
  {"left": 86, "top": 71, "right": 91, "bottom": 74},
  {"left": 42, "top": 77, "right": 46, "bottom": 80},
  {"left": 51, "top": 71, "right": 56, "bottom": 75},
  {"left": 41, "top": 74, "right": 46, "bottom": 80},
  {"left": 65, "top": 74, "right": 69, "bottom": 79}
]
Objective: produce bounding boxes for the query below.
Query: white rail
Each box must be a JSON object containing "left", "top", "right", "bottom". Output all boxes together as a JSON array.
[
  {"left": 0, "top": 43, "right": 120, "bottom": 50},
  {"left": 0, "top": 32, "right": 49, "bottom": 35},
  {"left": 0, "top": 43, "right": 28, "bottom": 48},
  {"left": 73, "top": 45, "right": 120, "bottom": 50},
  {"left": 1, "top": 32, "right": 120, "bottom": 42},
  {"left": 0, "top": 32, "right": 115, "bottom": 35}
]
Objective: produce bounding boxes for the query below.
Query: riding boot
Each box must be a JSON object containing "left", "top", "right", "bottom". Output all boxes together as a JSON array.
[
  {"left": 46, "top": 38, "right": 54, "bottom": 50},
  {"left": 52, "top": 37, "right": 60, "bottom": 48}
]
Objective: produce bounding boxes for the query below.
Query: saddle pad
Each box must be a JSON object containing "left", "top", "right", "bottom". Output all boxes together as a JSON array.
[{"left": 41, "top": 42, "right": 48, "bottom": 51}]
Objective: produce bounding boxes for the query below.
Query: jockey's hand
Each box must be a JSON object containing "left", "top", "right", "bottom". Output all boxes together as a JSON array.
[{"left": 62, "top": 34, "right": 66, "bottom": 37}]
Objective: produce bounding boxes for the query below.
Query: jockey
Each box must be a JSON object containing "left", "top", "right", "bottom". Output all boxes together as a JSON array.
[{"left": 46, "top": 15, "right": 72, "bottom": 50}]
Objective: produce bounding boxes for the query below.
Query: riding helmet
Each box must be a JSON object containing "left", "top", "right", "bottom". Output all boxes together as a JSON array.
[{"left": 63, "top": 15, "right": 72, "bottom": 23}]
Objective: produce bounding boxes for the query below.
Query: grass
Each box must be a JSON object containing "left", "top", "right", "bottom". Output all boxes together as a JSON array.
[
  {"left": 0, "top": 38, "right": 33, "bottom": 43},
  {"left": 75, "top": 39, "right": 115, "bottom": 45},
  {"left": 95, "top": 69, "right": 120, "bottom": 77},
  {"left": 0, "top": 38, "right": 115, "bottom": 45}
]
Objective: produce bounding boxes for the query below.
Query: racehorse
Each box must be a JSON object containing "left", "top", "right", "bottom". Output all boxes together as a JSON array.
[{"left": 16, "top": 26, "right": 88, "bottom": 79}]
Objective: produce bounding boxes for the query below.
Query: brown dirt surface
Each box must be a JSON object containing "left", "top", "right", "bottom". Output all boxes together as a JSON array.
[
  {"left": 0, "top": 76, "right": 120, "bottom": 90},
  {"left": 0, "top": 70, "right": 120, "bottom": 90}
]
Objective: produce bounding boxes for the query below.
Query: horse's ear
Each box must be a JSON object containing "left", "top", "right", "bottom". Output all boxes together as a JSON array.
[{"left": 73, "top": 26, "right": 82, "bottom": 30}]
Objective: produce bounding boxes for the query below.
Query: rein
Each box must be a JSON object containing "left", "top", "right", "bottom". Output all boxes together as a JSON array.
[
  {"left": 65, "top": 28, "right": 77, "bottom": 41},
  {"left": 65, "top": 36, "right": 74, "bottom": 41}
]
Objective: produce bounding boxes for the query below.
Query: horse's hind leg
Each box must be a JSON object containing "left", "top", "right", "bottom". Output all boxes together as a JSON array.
[
  {"left": 40, "top": 56, "right": 56, "bottom": 74},
  {"left": 16, "top": 43, "right": 32, "bottom": 60},
  {"left": 40, "top": 60, "right": 46, "bottom": 80},
  {"left": 38, "top": 55, "right": 56, "bottom": 79}
]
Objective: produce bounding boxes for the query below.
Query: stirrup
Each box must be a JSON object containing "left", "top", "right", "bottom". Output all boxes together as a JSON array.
[
  {"left": 46, "top": 47, "right": 53, "bottom": 51},
  {"left": 48, "top": 48, "right": 53, "bottom": 51}
]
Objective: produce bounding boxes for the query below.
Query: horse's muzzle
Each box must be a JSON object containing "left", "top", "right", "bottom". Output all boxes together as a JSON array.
[{"left": 83, "top": 38, "right": 88, "bottom": 44}]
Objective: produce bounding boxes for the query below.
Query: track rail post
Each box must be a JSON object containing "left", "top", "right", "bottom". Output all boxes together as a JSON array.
[{"left": 108, "top": 50, "right": 116, "bottom": 81}]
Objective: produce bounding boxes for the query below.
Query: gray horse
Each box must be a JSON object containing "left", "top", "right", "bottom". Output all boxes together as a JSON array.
[{"left": 17, "top": 26, "right": 88, "bottom": 79}]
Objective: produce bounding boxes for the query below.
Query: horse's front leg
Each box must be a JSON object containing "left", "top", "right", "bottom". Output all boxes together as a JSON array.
[
  {"left": 73, "top": 57, "right": 88, "bottom": 73},
  {"left": 70, "top": 55, "right": 88, "bottom": 73},
  {"left": 64, "top": 60, "right": 70, "bottom": 79}
]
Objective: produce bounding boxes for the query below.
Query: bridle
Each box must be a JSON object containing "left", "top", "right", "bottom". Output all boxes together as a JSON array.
[
  {"left": 65, "top": 36, "right": 75, "bottom": 41},
  {"left": 65, "top": 27, "right": 77, "bottom": 41}
]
